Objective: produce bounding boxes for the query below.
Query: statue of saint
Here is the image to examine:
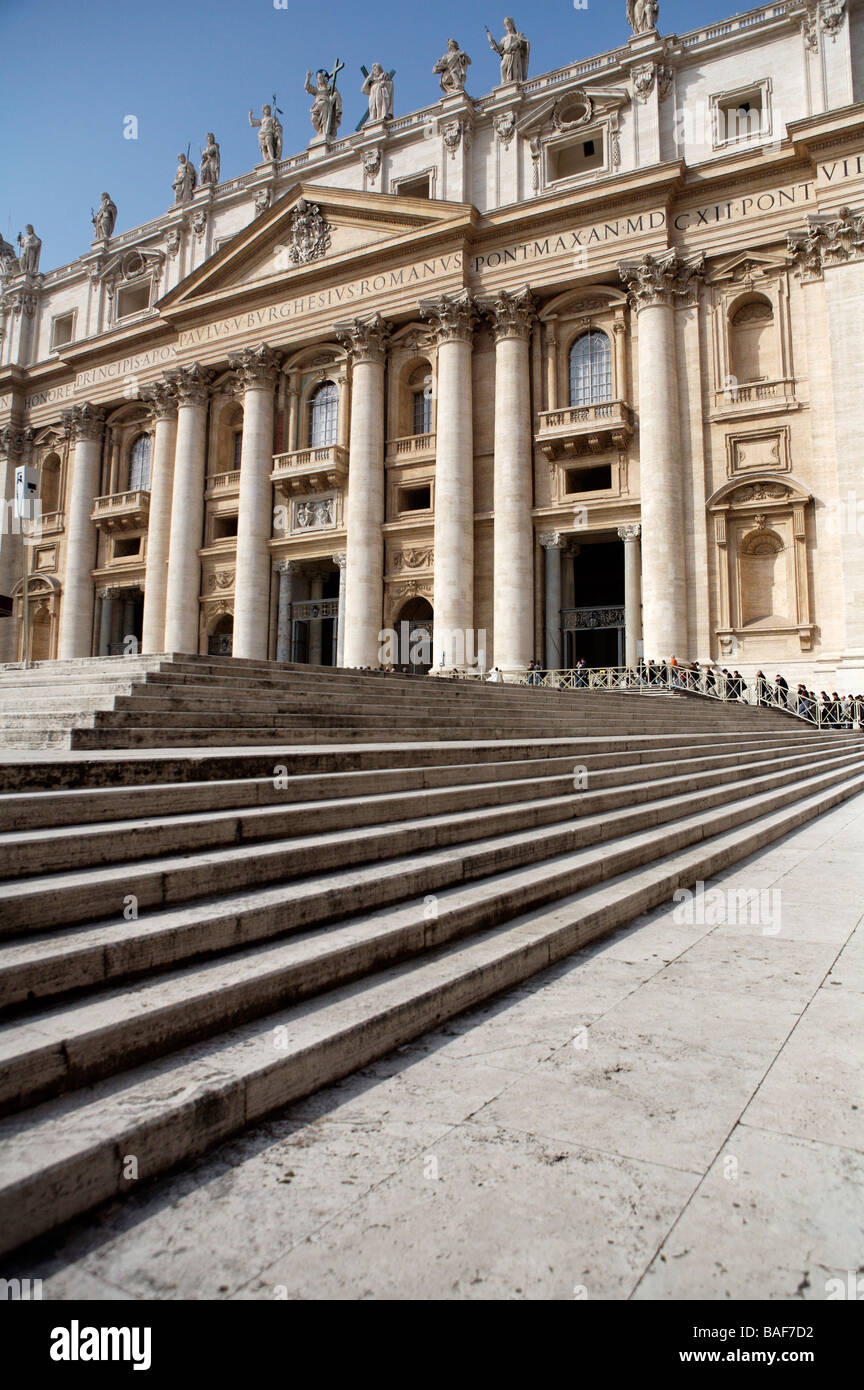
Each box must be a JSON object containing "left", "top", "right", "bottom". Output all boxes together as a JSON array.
[
  {"left": 433, "top": 39, "right": 471, "bottom": 95},
  {"left": 248, "top": 104, "right": 283, "bottom": 162},
  {"left": 92, "top": 192, "right": 117, "bottom": 240},
  {"left": 485, "top": 17, "right": 530, "bottom": 84},
  {"left": 17, "top": 225, "right": 41, "bottom": 273},
  {"left": 199, "top": 133, "right": 221, "bottom": 186},
  {"left": 172, "top": 153, "right": 197, "bottom": 204},
  {"left": 362, "top": 64, "right": 394, "bottom": 121},
  {"left": 305, "top": 69, "right": 343, "bottom": 139},
  {"left": 627, "top": 0, "right": 659, "bottom": 34}
]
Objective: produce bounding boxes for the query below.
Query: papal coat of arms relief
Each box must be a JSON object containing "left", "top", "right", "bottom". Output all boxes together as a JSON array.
[{"left": 287, "top": 198, "right": 333, "bottom": 265}]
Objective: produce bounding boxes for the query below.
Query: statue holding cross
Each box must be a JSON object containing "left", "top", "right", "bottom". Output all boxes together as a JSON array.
[
  {"left": 361, "top": 63, "right": 395, "bottom": 123},
  {"left": 305, "top": 59, "right": 344, "bottom": 140}
]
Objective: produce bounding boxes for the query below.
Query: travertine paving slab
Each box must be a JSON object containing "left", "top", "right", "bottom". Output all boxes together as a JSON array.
[
  {"left": 633, "top": 1126, "right": 864, "bottom": 1301},
  {"left": 239, "top": 1122, "right": 698, "bottom": 1302}
]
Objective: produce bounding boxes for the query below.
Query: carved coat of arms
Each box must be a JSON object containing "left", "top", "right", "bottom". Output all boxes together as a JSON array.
[{"left": 287, "top": 198, "right": 333, "bottom": 265}]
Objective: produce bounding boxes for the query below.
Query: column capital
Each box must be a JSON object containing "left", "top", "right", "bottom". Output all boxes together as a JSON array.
[
  {"left": 618, "top": 250, "right": 705, "bottom": 310},
  {"left": 480, "top": 285, "right": 538, "bottom": 342},
  {"left": 332, "top": 552, "right": 348, "bottom": 570},
  {"left": 165, "top": 361, "right": 214, "bottom": 406},
  {"left": 335, "top": 311, "right": 392, "bottom": 364},
  {"left": 228, "top": 342, "right": 283, "bottom": 388},
  {"left": 787, "top": 205, "right": 864, "bottom": 283},
  {"left": 140, "top": 378, "right": 179, "bottom": 420},
  {"left": 61, "top": 402, "right": 106, "bottom": 443},
  {"left": 419, "top": 290, "right": 479, "bottom": 344},
  {"left": 0, "top": 424, "right": 32, "bottom": 459},
  {"left": 538, "top": 531, "right": 564, "bottom": 549},
  {"left": 273, "top": 558, "right": 298, "bottom": 575},
  {"left": 617, "top": 523, "right": 641, "bottom": 542}
]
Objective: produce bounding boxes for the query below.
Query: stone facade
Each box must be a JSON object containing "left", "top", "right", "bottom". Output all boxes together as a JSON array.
[{"left": 2, "top": 1, "right": 864, "bottom": 686}]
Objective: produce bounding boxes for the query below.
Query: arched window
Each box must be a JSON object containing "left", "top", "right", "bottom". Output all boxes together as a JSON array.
[
  {"left": 40, "top": 453, "right": 61, "bottom": 513},
  {"left": 309, "top": 380, "right": 338, "bottom": 447},
  {"left": 569, "top": 331, "right": 612, "bottom": 407},
  {"left": 729, "top": 297, "right": 777, "bottom": 384},
  {"left": 128, "top": 433, "right": 152, "bottom": 491}
]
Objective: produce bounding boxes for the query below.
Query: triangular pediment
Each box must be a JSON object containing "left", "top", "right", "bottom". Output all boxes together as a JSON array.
[
  {"left": 157, "top": 183, "right": 475, "bottom": 318},
  {"left": 706, "top": 248, "right": 790, "bottom": 283}
]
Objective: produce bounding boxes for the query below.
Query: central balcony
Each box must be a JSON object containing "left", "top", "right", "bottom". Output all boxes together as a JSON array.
[
  {"left": 536, "top": 400, "right": 633, "bottom": 460},
  {"left": 271, "top": 444, "right": 348, "bottom": 496},
  {"left": 91, "top": 490, "right": 150, "bottom": 531}
]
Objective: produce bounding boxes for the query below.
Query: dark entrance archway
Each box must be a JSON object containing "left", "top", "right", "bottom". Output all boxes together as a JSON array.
[{"left": 393, "top": 597, "right": 434, "bottom": 674}]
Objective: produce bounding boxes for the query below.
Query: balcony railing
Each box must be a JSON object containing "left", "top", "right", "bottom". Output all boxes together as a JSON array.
[
  {"left": 91, "top": 490, "right": 150, "bottom": 531},
  {"left": 536, "top": 400, "right": 632, "bottom": 459},
  {"left": 713, "top": 378, "right": 796, "bottom": 413},
  {"left": 271, "top": 444, "right": 348, "bottom": 496},
  {"left": 206, "top": 470, "right": 241, "bottom": 496},
  {"left": 387, "top": 433, "right": 436, "bottom": 462}
]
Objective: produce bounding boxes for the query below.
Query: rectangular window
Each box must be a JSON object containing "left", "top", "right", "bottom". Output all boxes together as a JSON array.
[
  {"left": 412, "top": 390, "right": 432, "bottom": 436},
  {"left": 565, "top": 465, "right": 612, "bottom": 494},
  {"left": 232, "top": 432, "right": 243, "bottom": 469},
  {"left": 50, "top": 312, "right": 74, "bottom": 349},
  {"left": 398, "top": 484, "right": 431, "bottom": 512},
  {"left": 395, "top": 174, "right": 432, "bottom": 199},
  {"left": 712, "top": 83, "right": 770, "bottom": 148},
  {"left": 116, "top": 280, "right": 151, "bottom": 319},
  {"left": 547, "top": 133, "right": 604, "bottom": 182},
  {"left": 212, "top": 514, "right": 239, "bottom": 540},
  {"left": 113, "top": 536, "right": 142, "bottom": 558}
]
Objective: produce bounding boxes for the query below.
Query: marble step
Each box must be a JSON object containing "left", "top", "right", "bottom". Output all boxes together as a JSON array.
[
  {"left": 0, "top": 734, "right": 837, "bottom": 831},
  {"left": 1, "top": 764, "right": 861, "bottom": 1259},
  {"left": 1, "top": 750, "right": 860, "bottom": 1017},
  {"left": 0, "top": 740, "right": 852, "bottom": 879},
  {"left": 0, "top": 734, "right": 774, "bottom": 794},
  {"left": 3, "top": 742, "right": 863, "bottom": 938}
]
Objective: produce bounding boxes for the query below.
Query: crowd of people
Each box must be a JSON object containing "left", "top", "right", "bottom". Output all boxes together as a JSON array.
[{"left": 522, "top": 655, "right": 864, "bottom": 729}]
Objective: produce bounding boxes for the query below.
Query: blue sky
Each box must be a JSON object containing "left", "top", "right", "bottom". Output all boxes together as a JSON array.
[{"left": 0, "top": 0, "right": 736, "bottom": 274}]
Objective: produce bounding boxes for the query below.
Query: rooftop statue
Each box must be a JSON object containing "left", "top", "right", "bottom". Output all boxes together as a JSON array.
[
  {"left": 17, "top": 225, "right": 41, "bottom": 274},
  {"left": 627, "top": 0, "right": 659, "bottom": 34},
  {"left": 485, "top": 17, "right": 530, "bottom": 84},
  {"left": 92, "top": 192, "right": 117, "bottom": 241},
  {"left": 433, "top": 39, "right": 472, "bottom": 96},
  {"left": 305, "top": 64, "right": 344, "bottom": 139},
  {"left": 362, "top": 63, "right": 394, "bottom": 121},
  {"left": 172, "top": 152, "right": 197, "bottom": 205},
  {"left": 249, "top": 103, "right": 283, "bottom": 162},
  {"left": 199, "top": 132, "right": 221, "bottom": 187}
]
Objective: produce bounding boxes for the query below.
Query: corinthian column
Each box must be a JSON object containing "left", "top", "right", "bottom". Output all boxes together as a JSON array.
[
  {"left": 163, "top": 363, "right": 213, "bottom": 654},
  {"left": 618, "top": 251, "right": 704, "bottom": 659},
  {"left": 419, "top": 291, "right": 478, "bottom": 671},
  {"left": 229, "top": 343, "right": 281, "bottom": 660},
  {"left": 140, "top": 379, "right": 178, "bottom": 653},
  {"left": 335, "top": 313, "right": 391, "bottom": 668},
  {"left": 482, "top": 286, "right": 537, "bottom": 676},
  {"left": 618, "top": 523, "right": 643, "bottom": 667},
  {"left": 58, "top": 402, "right": 106, "bottom": 658}
]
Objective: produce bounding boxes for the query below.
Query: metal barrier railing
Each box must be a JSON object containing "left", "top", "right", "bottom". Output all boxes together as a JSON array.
[{"left": 515, "top": 664, "right": 864, "bottom": 731}]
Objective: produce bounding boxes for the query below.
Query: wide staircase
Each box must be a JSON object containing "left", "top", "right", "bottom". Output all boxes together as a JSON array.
[
  {"left": 0, "top": 654, "right": 862, "bottom": 1257},
  {"left": 0, "top": 652, "right": 807, "bottom": 750}
]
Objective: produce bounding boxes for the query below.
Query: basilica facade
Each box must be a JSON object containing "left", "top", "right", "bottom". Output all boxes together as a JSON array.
[{"left": 2, "top": 1, "right": 864, "bottom": 685}]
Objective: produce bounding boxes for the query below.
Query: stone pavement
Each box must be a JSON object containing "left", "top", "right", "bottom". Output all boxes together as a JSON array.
[{"left": 9, "top": 792, "right": 864, "bottom": 1301}]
